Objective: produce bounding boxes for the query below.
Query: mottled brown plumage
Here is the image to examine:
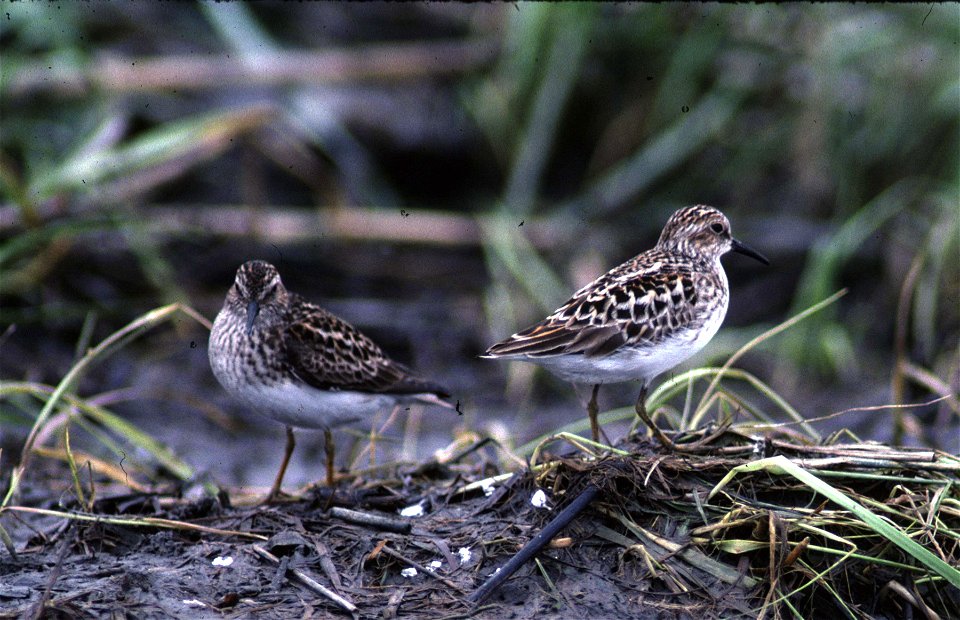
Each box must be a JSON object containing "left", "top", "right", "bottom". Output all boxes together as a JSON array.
[
  {"left": 283, "top": 293, "right": 449, "bottom": 396},
  {"left": 209, "top": 260, "right": 450, "bottom": 499},
  {"left": 486, "top": 257, "right": 710, "bottom": 360},
  {"left": 484, "top": 205, "right": 768, "bottom": 443}
]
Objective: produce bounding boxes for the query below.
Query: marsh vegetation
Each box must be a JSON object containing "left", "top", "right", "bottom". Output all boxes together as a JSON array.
[{"left": 1, "top": 4, "right": 958, "bottom": 618}]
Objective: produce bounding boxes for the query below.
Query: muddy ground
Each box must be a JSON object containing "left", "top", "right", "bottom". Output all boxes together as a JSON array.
[
  {"left": 3, "top": 435, "right": 758, "bottom": 620},
  {"left": 5, "top": 429, "right": 954, "bottom": 620}
]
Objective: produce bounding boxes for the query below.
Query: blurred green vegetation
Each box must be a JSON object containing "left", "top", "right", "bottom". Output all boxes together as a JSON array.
[{"left": 1, "top": 3, "right": 957, "bottom": 448}]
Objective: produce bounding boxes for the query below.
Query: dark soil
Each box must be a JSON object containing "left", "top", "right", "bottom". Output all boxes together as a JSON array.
[
  {"left": 2, "top": 437, "right": 756, "bottom": 620},
  {"left": 5, "top": 431, "right": 956, "bottom": 620}
]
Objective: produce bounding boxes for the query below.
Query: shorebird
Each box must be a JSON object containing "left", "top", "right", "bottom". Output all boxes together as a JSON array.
[
  {"left": 209, "top": 260, "right": 451, "bottom": 500},
  {"left": 484, "top": 205, "right": 769, "bottom": 444}
]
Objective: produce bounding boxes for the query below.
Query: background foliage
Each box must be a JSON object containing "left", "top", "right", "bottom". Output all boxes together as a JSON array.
[{"left": 1, "top": 4, "right": 957, "bottom": 470}]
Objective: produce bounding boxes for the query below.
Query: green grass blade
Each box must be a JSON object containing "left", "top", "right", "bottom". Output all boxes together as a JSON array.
[
  {"left": 1, "top": 303, "right": 209, "bottom": 509},
  {"left": 708, "top": 455, "right": 960, "bottom": 589}
]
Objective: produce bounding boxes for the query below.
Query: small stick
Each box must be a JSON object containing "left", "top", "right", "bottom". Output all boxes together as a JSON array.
[
  {"left": 429, "top": 536, "right": 458, "bottom": 571},
  {"left": 330, "top": 507, "right": 412, "bottom": 534},
  {"left": 382, "top": 587, "right": 406, "bottom": 619},
  {"left": 436, "top": 436, "right": 495, "bottom": 466},
  {"left": 270, "top": 555, "right": 291, "bottom": 592},
  {"left": 250, "top": 545, "right": 357, "bottom": 613},
  {"left": 468, "top": 484, "right": 600, "bottom": 604},
  {"left": 312, "top": 540, "right": 343, "bottom": 591},
  {"left": 29, "top": 526, "right": 77, "bottom": 620},
  {"left": 378, "top": 544, "right": 465, "bottom": 593}
]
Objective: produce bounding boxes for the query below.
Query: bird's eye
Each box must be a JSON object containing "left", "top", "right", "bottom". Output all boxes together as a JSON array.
[{"left": 710, "top": 223, "right": 726, "bottom": 234}]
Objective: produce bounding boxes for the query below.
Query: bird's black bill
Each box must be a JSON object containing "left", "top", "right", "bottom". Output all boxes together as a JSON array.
[
  {"left": 245, "top": 300, "right": 260, "bottom": 335},
  {"left": 731, "top": 238, "right": 770, "bottom": 265}
]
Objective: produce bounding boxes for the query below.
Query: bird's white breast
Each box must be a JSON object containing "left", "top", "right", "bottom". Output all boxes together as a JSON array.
[{"left": 227, "top": 380, "right": 392, "bottom": 430}]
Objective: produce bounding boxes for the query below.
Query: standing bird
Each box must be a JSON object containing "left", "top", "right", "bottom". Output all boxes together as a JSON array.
[
  {"left": 483, "top": 205, "right": 769, "bottom": 444},
  {"left": 209, "top": 260, "right": 451, "bottom": 501}
]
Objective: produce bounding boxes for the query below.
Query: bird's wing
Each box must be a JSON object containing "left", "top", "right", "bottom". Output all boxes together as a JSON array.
[
  {"left": 283, "top": 297, "right": 449, "bottom": 399},
  {"left": 485, "top": 253, "right": 702, "bottom": 359}
]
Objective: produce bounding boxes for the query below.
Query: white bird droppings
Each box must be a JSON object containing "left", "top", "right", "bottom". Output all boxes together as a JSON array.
[
  {"left": 531, "top": 489, "right": 551, "bottom": 509},
  {"left": 399, "top": 501, "right": 426, "bottom": 517}
]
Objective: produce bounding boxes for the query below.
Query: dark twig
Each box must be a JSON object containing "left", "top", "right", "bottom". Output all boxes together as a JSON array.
[
  {"left": 0, "top": 520, "right": 17, "bottom": 560},
  {"left": 28, "top": 524, "right": 77, "bottom": 620},
  {"left": 270, "top": 554, "right": 291, "bottom": 592},
  {"left": 377, "top": 544, "right": 466, "bottom": 593},
  {"left": 312, "top": 540, "right": 343, "bottom": 591},
  {"left": 468, "top": 484, "right": 600, "bottom": 604},
  {"left": 330, "top": 506, "right": 412, "bottom": 534},
  {"left": 445, "top": 437, "right": 495, "bottom": 464},
  {"left": 251, "top": 545, "right": 357, "bottom": 613},
  {"left": 365, "top": 540, "right": 463, "bottom": 594},
  {"left": 382, "top": 587, "right": 406, "bottom": 619},
  {"left": 429, "top": 536, "right": 459, "bottom": 571}
]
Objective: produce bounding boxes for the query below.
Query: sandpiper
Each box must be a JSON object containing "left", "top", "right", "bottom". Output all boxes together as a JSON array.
[
  {"left": 484, "top": 205, "right": 769, "bottom": 444},
  {"left": 209, "top": 260, "right": 451, "bottom": 500}
]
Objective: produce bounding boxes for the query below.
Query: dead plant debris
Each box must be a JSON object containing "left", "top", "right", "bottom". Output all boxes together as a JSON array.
[{"left": 2, "top": 427, "right": 958, "bottom": 619}]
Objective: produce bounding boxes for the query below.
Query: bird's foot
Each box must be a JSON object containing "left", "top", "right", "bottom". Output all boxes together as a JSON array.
[{"left": 632, "top": 389, "right": 676, "bottom": 450}]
